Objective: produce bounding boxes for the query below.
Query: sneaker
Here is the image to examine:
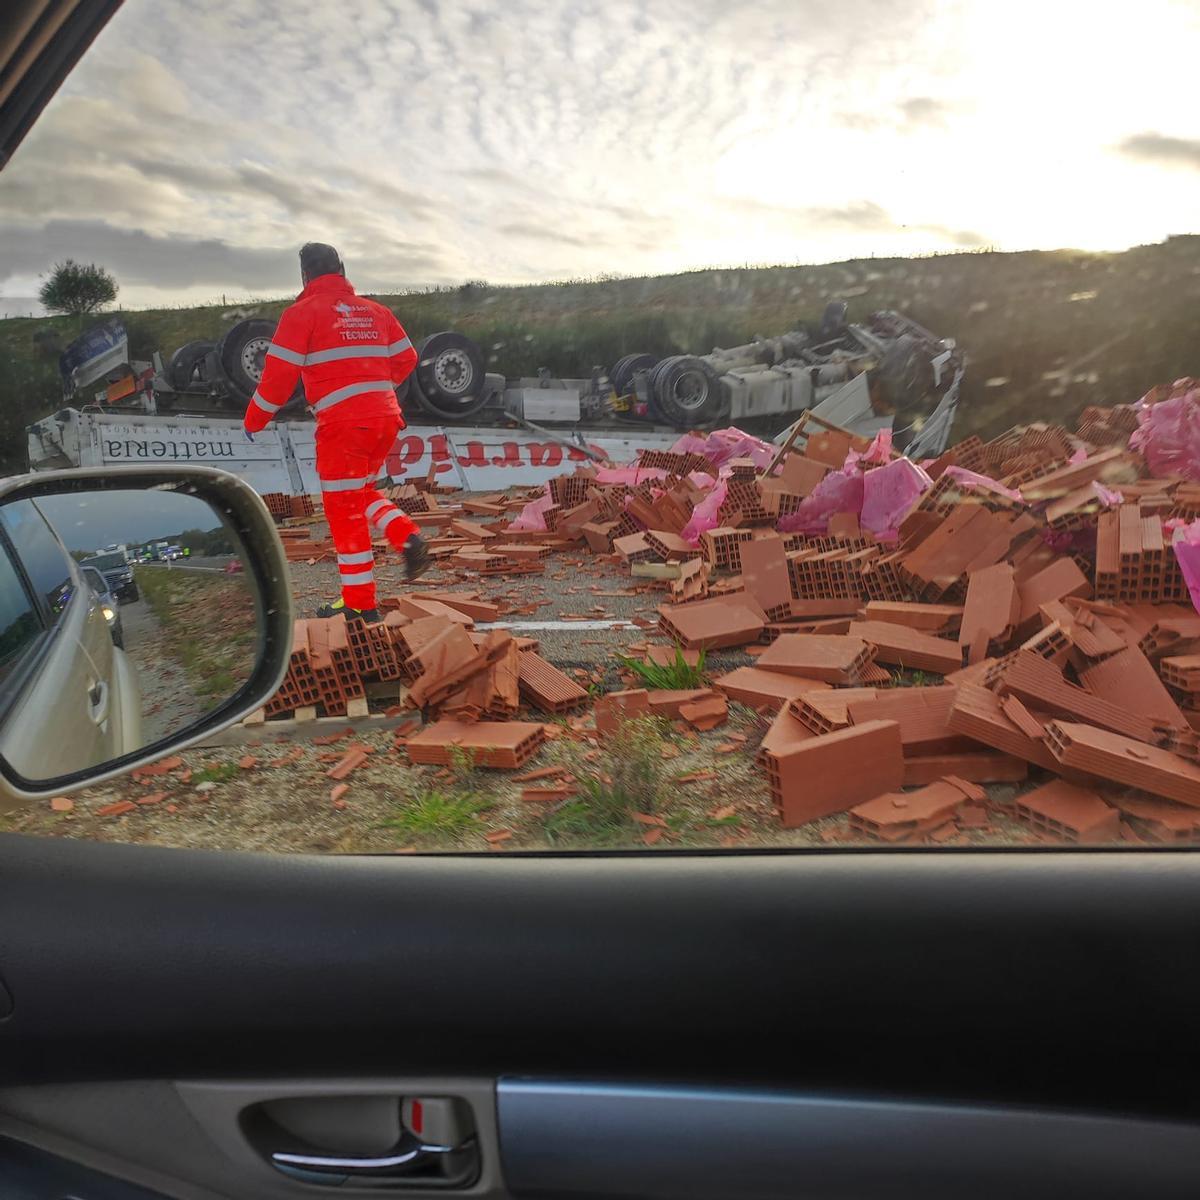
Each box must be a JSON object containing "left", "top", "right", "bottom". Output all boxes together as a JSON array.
[
  {"left": 403, "top": 533, "right": 431, "bottom": 581},
  {"left": 316, "top": 600, "right": 381, "bottom": 621}
]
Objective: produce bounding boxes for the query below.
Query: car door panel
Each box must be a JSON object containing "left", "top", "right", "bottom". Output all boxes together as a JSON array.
[
  {"left": 0, "top": 836, "right": 1198, "bottom": 1197},
  {"left": 0, "top": 583, "right": 113, "bottom": 780}
]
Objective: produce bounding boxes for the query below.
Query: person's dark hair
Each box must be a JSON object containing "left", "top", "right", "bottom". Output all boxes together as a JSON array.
[{"left": 299, "top": 242, "right": 344, "bottom": 282}]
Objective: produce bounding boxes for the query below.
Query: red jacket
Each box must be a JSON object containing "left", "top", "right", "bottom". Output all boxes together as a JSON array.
[{"left": 243, "top": 274, "right": 417, "bottom": 433}]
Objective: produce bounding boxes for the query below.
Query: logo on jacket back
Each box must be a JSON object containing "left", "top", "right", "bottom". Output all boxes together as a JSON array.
[{"left": 331, "top": 299, "right": 379, "bottom": 341}]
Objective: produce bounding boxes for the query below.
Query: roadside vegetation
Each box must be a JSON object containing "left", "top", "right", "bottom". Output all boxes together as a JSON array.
[{"left": 135, "top": 566, "right": 258, "bottom": 707}]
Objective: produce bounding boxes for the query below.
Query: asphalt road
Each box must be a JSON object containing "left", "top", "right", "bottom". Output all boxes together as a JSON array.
[{"left": 138, "top": 555, "right": 234, "bottom": 573}]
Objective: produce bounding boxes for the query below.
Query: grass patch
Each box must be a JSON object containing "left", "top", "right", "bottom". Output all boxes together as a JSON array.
[
  {"left": 542, "top": 717, "right": 668, "bottom": 847},
  {"left": 193, "top": 762, "right": 240, "bottom": 784},
  {"left": 888, "top": 667, "right": 944, "bottom": 688},
  {"left": 385, "top": 788, "right": 492, "bottom": 844},
  {"left": 135, "top": 566, "right": 258, "bottom": 707},
  {"left": 616, "top": 647, "right": 706, "bottom": 690}
]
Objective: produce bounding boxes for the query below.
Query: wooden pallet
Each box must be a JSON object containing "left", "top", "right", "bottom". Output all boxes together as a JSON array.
[{"left": 199, "top": 691, "right": 414, "bottom": 747}]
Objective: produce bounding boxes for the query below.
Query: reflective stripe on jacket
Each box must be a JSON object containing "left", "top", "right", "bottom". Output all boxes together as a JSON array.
[{"left": 243, "top": 274, "right": 417, "bottom": 433}]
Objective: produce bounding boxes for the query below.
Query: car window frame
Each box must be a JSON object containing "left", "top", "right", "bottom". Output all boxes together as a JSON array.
[{"left": 0, "top": 499, "right": 78, "bottom": 630}]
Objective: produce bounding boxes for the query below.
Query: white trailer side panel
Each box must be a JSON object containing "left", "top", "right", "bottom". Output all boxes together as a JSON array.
[{"left": 29, "top": 411, "right": 682, "bottom": 494}]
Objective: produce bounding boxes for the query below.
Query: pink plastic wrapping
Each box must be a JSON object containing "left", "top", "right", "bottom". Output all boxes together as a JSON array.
[
  {"left": 595, "top": 466, "right": 669, "bottom": 486},
  {"left": 860, "top": 457, "right": 932, "bottom": 540},
  {"left": 1092, "top": 481, "right": 1124, "bottom": 507},
  {"left": 778, "top": 469, "right": 865, "bottom": 536},
  {"left": 508, "top": 490, "right": 556, "bottom": 532},
  {"left": 672, "top": 427, "right": 777, "bottom": 471},
  {"left": 941, "top": 466, "right": 1024, "bottom": 504},
  {"left": 848, "top": 429, "right": 893, "bottom": 468},
  {"left": 1172, "top": 518, "right": 1200, "bottom": 613},
  {"left": 681, "top": 479, "right": 728, "bottom": 545},
  {"left": 1130, "top": 379, "right": 1200, "bottom": 482}
]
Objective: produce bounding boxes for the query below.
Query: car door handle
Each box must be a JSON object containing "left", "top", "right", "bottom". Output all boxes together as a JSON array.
[
  {"left": 271, "top": 1132, "right": 475, "bottom": 1185},
  {"left": 88, "top": 680, "right": 109, "bottom": 725}
]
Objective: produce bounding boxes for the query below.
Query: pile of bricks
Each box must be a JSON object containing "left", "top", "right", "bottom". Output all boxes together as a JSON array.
[
  {"left": 260, "top": 386, "right": 1200, "bottom": 838},
  {"left": 474, "top": 397, "right": 1200, "bottom": 837},
  {"left": 266, "top": 590, "right": 589, "bottom": 733},
  {"left": 261, "top": 493, "right": 317, "bottom": 522}
]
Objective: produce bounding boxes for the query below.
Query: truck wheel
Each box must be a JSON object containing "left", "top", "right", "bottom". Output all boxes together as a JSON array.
[
  {"left": 411, "top": 332, "right": 489, "bottom": 421},
  {"left": 652, "top": 355, "right": 724, "bottom": 429},
  {"left": 167, "top": 341, "right": 215, "bottom": 390},
  {"left": 217, "top": 319, "right": 276, "bottom": 402},
  {"left": 610, "top": 353, "right": 658, "bottom": 397},
  {"left": 817, "top": 300, "right": 849, "bottom": 342}
]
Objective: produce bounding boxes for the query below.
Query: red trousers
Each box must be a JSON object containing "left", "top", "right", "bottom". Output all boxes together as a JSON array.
[{"left": 317, "top": 415, "right": 419, "bottom": 610}]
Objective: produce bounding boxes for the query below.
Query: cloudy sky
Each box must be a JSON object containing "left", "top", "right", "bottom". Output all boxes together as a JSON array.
[{"left": 2, "top": 0, "right": 1200, "bottom": 311}]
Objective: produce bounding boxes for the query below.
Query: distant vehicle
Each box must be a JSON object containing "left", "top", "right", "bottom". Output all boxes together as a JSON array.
[
  {"left": 79, "top": 565, "right": 124, "bottom": 649},
  {"left": 162, "top": 545, "right": 183, "bottom": 561},
  {"left": 79, "top": 549, "right": 138, "bottom": 604}
]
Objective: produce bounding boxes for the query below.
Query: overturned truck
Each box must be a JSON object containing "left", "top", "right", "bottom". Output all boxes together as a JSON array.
[
  {"left": 30, "top": 303, "right": 964, "bottom": 492},
  {"left": 610, "top": 304, "right": 963, "bottom": 454}
]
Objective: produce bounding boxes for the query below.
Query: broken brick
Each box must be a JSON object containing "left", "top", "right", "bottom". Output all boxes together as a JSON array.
[
  {"left": 680, "top": 693, "right": 729, "bottom": 731},
  {"left": 765, "top": 720, "right": 904, "bottom": 828}
]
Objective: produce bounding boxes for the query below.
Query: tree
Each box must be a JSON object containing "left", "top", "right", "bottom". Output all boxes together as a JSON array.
[{"left": 38, "top": 260, "right": 118, "bottom": 316}]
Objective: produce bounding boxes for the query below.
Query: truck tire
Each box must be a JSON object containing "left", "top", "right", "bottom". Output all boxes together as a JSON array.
[
  {"left": 217, "top": 319, "right": 276, "bottom": 402},
  {"left": 817, "top": 300, "right": 849, "bottom": 342},
  {"left": 411, "top": 332, "right": 489, "bottom": 420},
  {"left": 610, "top": 353, "right": 658, "bottom": 397},
  {"left": 167, "top": 340, "right": 214, "bottom": 390},
  {"left": 651, "top": 355, "right": 724, "bottom": 429}
]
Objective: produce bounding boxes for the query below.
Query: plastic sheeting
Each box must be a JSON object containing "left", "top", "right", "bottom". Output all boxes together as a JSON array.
[
  {"left": 778, "top": 469, "right": 865, "bottom": 536},
  {"left": 508, "top": 490, "right": 557, "bottom": 532},
  {"left": 1171, "top": 518, "right": 1200, "bottom": 613},
  {"left": 1130, "top": 379, "right": 1200, "bottom": 482},
  {"left": 672, "top": 427, "right": 777, "bottom": 471},
  {"left": 860, "top": 456, "right": 932, "bottom": 540},
  {"left": 681, "top": 479, "right": 728, "bottom": 545},
  {"left": 941, "top": 466, "right": 1024, "bottom": 504}
]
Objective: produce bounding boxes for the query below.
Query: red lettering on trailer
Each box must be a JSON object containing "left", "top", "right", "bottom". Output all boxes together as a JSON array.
[
  {"left": 426, "top": 433, "right": 454, "bottom": 474},
  {"left": 491, "top": 442, "right": 522, "bottom": 467},
  {"left": 456, "top": 441, "right": 488, "bottom": 468},
  {"left": 528, "top": 443, "right": 562, "bottom": 467}
]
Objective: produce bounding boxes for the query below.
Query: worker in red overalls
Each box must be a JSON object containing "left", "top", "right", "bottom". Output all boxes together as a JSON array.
[{"left": 244, "top": 243, "right": 430, "bottom": 620}]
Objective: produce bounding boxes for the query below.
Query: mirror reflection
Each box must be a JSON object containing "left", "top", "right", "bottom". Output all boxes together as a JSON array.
[{"left": 0, "top": 487, "right": 260, "bottom": 782}]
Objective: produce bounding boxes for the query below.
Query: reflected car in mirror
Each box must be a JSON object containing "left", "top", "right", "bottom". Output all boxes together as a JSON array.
[{"left": 0, "top": 467, "right": 291, "bottom": 805}]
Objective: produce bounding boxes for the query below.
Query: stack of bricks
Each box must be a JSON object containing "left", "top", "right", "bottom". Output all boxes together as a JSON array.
[{"left": 260, "top": 492, "right": 317, "bottom": 523}]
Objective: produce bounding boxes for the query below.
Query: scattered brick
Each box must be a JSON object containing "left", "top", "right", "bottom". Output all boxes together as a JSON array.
[
  {"left": 850, "top": 781, "right": 968, "bottom": 842},
  {"left": 1043, "top": 720, "right": 1200, "bottom": 806},
  {"left": 764, "top": 719, "right": 904, "bottom": 827},
  {"left": 97, "top": 800, "right": 137, "bottom": 817},
  {"left": 848, "top": 620, "right": 963, "bottom": 675},
  {"left": 594, "top": 689, "right": 652, "bottom": 735},
  {"left": 326, "top": 749, "right": 369, "bottom": 780},
  {"left": 757, "top": 634, "right": 875, "bottom": 683},
  {"left": 680, "top": 693, "right": 728, "bottom": 731},
  {"left": 405, "top": 719, "right": 546, "bottom": 769},
  {"left": 901, "top": 751, "right": 1028, "bottom": 786},
  {"left": 1012, "top": 780, "right": 1120, "bottom": 844}
]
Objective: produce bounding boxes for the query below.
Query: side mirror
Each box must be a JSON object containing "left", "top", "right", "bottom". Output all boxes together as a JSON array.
[{"left": 0, "top": 467, "right": 291, "bottom": 805}]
